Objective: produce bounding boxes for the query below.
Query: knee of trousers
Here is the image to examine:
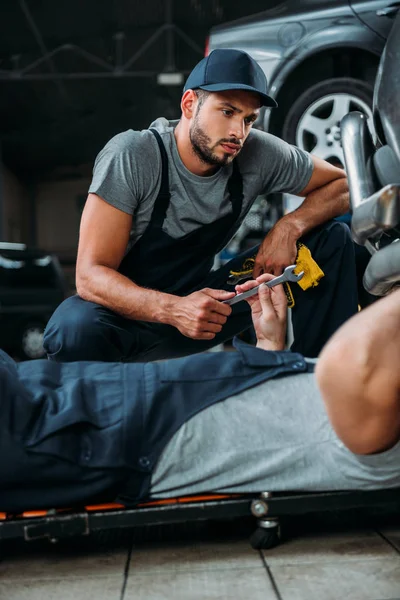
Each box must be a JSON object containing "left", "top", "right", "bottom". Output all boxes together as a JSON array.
[
  {"left": 324, "top": 220, "right": 353, "bottom": 249},
  {"left": 306, "top": 220, "right": 354, "bottom": 263},
  {"left": 43, "top": 298, "right": 108, "bottom": 360}
]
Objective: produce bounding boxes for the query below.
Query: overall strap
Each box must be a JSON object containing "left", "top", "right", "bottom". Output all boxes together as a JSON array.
[
  {"left": 149, "top": 128, "right": 171, "bottom": 228},
  {"left": 227, "top": 160, "right": 244, "bottom": 223}
]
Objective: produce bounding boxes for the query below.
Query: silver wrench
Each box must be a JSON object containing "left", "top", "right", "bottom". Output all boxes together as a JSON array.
[{"left": 223, "top": 264, "right": 304, "bottom": 306}]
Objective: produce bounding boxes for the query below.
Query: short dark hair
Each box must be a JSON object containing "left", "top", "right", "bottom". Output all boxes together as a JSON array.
[{"left": 194, "top": 89, "right": 210, "bottom": 109}]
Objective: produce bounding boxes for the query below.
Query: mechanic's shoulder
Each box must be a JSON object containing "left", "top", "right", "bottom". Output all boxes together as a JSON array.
[
  {"left": 237, "top": 130, "right": 287, "bottom": 170},
  {"left": 246, "top": 127, "right": 290, "bottom": 150},
  {"left": 104, "top": 128, "right": 158, "bottom": 156}
]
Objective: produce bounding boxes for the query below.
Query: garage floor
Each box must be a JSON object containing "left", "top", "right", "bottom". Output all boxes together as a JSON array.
[{"left": 1, "top": 509, "right": 399, "bottom": 600}]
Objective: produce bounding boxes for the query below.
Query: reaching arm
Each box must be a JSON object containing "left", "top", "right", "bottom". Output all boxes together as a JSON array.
[
  {"left": 316, "top": 290, "right": 400, "bottom": 455},
  {"left": 235, "top": 273, "right": 287, "bottom": 351},
  {"left": 76, "top": 194, "right": 234, "bottom": 340},
  {"left": 254, "top": 156, "right": 349, "bottom": 276}
]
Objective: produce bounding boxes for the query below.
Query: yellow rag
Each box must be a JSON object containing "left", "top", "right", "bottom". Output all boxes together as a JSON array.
[
  {"left": 227, "top": 243, "right": 324, "bottom": 307},
  {"left": 294, "top": 243, "right": 324, "bottom": 291}
]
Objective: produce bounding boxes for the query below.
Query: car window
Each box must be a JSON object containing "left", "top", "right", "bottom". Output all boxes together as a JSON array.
[{"left": 0, "top": 254, "right": 58, "bottom": 288}]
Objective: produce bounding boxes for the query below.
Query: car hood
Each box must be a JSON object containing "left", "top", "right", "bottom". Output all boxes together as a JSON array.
[{"left": 212, "top": 0, "right": 352, "bottom": 32}]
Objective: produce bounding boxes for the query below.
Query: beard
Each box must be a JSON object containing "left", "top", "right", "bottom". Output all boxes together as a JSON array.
[{"left": 189, "top": 115, "right": 241, "bottom": 168}]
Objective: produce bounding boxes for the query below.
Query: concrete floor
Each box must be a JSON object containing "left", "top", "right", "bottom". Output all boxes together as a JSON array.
[{"left": 1, "top": 510, "right": 399, "bottom": 600}]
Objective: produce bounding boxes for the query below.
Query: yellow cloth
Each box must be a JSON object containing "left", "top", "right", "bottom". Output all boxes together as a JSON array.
[
  {"left": 294, "top": 243, "right": 325, "bottom": 291},
  {"left": 227, "top": 243, "right": 324, "bottom": 308},
  {"left": 228, "top": 257, "right": 254, "bottom": 280}
]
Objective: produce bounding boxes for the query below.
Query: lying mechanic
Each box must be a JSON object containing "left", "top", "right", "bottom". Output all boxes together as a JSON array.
[{"left": 1, "top": 276, "right": 399, "bottom": 513}]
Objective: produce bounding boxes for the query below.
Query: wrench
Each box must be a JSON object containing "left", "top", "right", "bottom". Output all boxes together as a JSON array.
[{"left": 223, "top": 265, "right": 304, "bottom": 306}]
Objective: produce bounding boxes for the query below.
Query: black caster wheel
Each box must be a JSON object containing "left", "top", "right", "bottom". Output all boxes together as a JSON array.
[{"left": 250, "top": 523, "right": 281, "bottom": 550}]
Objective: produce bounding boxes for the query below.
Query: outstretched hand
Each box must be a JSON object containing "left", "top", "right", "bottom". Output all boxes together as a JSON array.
[{"left": 235, "top": 273, "right": 287, "bottom": 351}]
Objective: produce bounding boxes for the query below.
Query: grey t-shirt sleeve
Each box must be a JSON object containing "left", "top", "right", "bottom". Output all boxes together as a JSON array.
[
  {"left": 88, "top": 130, "right": 161, "bottom": 215},
  {"left": 249, "top": 131, "right": 314, "bottom": 196}
]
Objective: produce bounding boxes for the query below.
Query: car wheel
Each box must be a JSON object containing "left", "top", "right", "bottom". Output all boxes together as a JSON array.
[
  {"left": 282, "top": 78, "right": 373, "bottom": 165},
  {"left": 20, "top": 322, "right": 46, "bottom": 360}
]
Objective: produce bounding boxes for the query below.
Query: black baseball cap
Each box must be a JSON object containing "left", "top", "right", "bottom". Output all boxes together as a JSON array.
[{"left": 183, "top": 49, "right": 278, "bottom": 108}]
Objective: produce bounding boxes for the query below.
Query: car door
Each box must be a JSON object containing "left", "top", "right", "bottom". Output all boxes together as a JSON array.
[{"left": 350, "top": 0, "right": 399, "bottom": 39}]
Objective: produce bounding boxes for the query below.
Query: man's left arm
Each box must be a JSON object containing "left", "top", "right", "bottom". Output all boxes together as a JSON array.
[
  {"left": 254, "top": 156, "right": 349, "bottom": 276},
  {"left": 234, "top": 273, "right": 288, "bottom": 351}
]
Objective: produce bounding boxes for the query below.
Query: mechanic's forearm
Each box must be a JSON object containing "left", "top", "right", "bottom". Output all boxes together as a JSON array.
[
  {"left": 76, "top": 265, "right": 178, "bottom": 324},
  {"left": 316, "top": 290, "right": 400, "bottom": 454},
  {"left": 282, "top": 176, "right": 349, "bottom": 239}
]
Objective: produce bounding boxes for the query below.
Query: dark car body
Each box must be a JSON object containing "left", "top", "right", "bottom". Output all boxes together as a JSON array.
[
  {"left": 0, "top": 243, "right": 67, "bottom": 359},
  {"left": 208, "top": 0, "right": 398, "bottom": 163}
]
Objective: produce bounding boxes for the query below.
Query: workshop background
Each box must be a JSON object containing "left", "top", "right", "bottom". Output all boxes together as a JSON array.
[
  {"left": 0, "top": 0, "right": 393, "bottom": 360},
  {"left": 0, "top": 0, "right": 279, "bottom": 265}
]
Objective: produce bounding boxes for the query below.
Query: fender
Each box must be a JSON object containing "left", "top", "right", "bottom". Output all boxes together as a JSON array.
[{"left": 264, "top": 23, "right": 385, "bottom": 131}]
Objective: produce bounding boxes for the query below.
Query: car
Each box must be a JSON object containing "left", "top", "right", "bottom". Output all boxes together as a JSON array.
[
  {"left": 0, "top": 243, "right": 68, "bottom": 359},
  {"left": 208, "top": 0, "right": 398, "bottom": 165},
  {"left": 342, "top": 10, "right": 400, "bottom": 295}
]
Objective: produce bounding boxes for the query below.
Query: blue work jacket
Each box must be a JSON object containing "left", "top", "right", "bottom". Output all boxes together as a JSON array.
[{"left": 0, "top": 340, "right": 311, "bottom": 512}]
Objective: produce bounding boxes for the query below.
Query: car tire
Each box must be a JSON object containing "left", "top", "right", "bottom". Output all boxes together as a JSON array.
[
  {"left": 19, "top": 321, "right": 46, "bottom": 360},
  {"left": 281, "top": 77, "right": 374, "bottom": 165}
]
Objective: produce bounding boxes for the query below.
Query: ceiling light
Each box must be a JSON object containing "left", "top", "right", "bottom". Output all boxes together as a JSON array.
[{"left": 157, "top": 72, "right": 184, "bottom": 86}]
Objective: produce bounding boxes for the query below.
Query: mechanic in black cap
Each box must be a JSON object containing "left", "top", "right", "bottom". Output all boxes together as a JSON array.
[{"left": 44, "top": 49, "right": 357, "bottom": 363}]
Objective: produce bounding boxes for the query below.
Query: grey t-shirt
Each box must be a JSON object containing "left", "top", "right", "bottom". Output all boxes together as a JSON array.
[
  {"left": 150, "top": 368, "right": 400, "bottom": 497},
  {"left": 88, "top": 118, "right": 313, "bottom": 248}
]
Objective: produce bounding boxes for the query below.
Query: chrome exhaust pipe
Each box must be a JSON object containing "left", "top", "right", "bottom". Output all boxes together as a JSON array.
[
  {"left": 363, "top": 240, "right": 400, "bottom": 296},
  {"left": 351, "top": 184, "right": 400, "bottom": 246},
  {"left": 341, "top": 112, "right": 375, "bottom": 211}
]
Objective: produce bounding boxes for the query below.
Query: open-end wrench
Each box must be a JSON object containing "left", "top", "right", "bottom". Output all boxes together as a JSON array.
[{"left": 223, "top": 264, "right": 304, "bottom": 306}]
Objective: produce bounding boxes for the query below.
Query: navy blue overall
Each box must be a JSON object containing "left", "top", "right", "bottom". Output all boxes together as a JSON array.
[
  {"left": 0, "top": 342, "right": 314, "bottom": 512},
  {"left": 44, "top": 130, "right": 359, "bottom": 362},
  {"left": 118, "top": 129, "right": 244, "bottom": 295}
]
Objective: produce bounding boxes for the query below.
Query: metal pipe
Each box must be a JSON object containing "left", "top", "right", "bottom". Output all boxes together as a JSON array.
[
  {"left": 19, "top": 0, "right": 70, "bottom": 103},
  {"left": 341, "top": 111, "right": 376, "bottom": 211},
  {"left": 173, "top": 25, "right": 204, "bottom": 56},
  {"left": 18, "top": 44, "right": 113, "bottom": 75},
  {"left": 363, "top": 240, "right": 400, "bottom": 296},
  {"left": 365, "top": 239, "right": 378, "bottom": 255},
  {"left": 351, "top": 184, "right": 400, "bottom": 245},
  {"left": 122, "top": 25, "right": 167, "bottom": 71}
]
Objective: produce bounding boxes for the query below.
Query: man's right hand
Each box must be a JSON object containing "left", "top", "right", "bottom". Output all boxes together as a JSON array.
[{"left": 170, "top": 288, "right": 235, "bottom": 340}]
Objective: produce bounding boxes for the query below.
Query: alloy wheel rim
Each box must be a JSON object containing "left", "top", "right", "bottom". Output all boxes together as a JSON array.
[{"left": 296, "top": 93, "right": 373, "bottom": 165}]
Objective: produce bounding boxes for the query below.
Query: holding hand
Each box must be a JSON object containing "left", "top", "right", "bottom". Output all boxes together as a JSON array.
[
  {"left": 235, "top": 274, "right": 287, "bottom": 351},
  {"left": 170, "top": 288, "right": 235, "bottom": 340},
  {"left": 253, "top": 221, "right": 298, "bottom": 278}
]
